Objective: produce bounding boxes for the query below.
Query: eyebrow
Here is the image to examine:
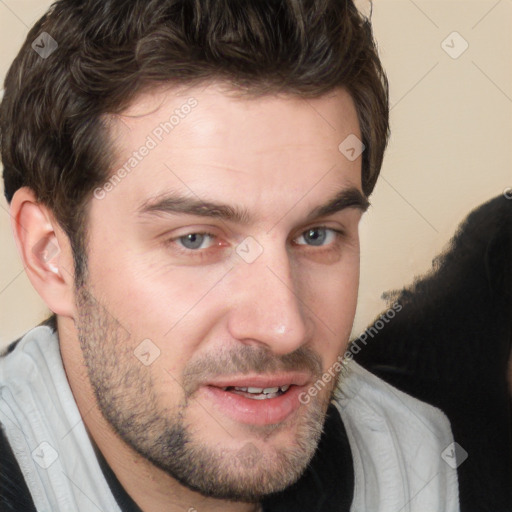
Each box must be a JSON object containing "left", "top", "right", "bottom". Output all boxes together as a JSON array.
[{"left": 137, "top": 186, "right": 369, "bottom": 224}]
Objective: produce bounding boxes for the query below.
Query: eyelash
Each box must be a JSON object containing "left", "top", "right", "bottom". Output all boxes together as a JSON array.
[{"left": 165, "top": 226, "right": 346, "bottom": 259}]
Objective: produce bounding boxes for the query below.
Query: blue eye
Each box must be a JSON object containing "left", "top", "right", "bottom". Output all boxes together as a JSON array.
[
  {"left": 177, "top": 233, "right": 214, "bottom": 250},
  {"left": 172, "top": 228, "right": 341, "bottom": 254},
  {"left": 295, "top": 228, "right": 337, "bottom": 246}
]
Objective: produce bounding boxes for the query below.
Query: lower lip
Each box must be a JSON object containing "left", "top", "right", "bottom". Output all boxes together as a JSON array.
[{"left": 200, "top": 385, "right": 306, "bottom": 426}]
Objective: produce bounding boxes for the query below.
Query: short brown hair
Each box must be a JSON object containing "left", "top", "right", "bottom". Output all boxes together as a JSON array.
[{"left": 1, "top": 0, "right": 389, "bottom": 282}]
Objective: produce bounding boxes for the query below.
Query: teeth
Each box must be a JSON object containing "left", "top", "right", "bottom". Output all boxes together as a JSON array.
[
  {"left": 228, "top": 385, "right": 291, "bottom": 394},
  {"left": 247, "top": 393, "right": 272, "bottom": 400}
]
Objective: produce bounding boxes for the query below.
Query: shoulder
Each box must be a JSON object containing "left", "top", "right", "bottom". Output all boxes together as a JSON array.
[
  {"left": 0, "top": 323, "right": 57, "bottom": 512},
  {"left": 333, "top": 361, "right": 460, "bottom": 512},
  {"left": 0, "top": 323, "right": 59, "bottom": 384},
  {"left": 0, "top": 424, "right": 37, "bottom": 511},
  {"left": 1, "top": 315, "right": 57, "bottom": 358}
]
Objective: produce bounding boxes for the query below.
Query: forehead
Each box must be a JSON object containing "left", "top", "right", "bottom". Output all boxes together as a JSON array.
[{"left": 98, "top": 83, "right": 363, "bottom": 222}]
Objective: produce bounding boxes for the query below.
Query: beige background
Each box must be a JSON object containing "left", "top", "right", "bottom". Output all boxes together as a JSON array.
[{"left": 1, "top": 0, "right": 511, "bottom": 347}]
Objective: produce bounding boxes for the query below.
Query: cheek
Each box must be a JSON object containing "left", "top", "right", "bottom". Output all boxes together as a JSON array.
[
  {"left": 323, "top": 275, "right": 359, "bottom": 346},
  {"left": 298, "top": 254, "right": 360, "bottom": 355},
  {"left": 88, "top": 239, "right": 210, "bottom": 324},
  {"left": 301, "top": 250, "right": 360, "bottom": 315},
  {"left": 85, "top": 246, "right": 238, "bottom": 385}
]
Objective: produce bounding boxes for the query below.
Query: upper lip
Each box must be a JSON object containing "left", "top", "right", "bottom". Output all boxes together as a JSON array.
[{"left": 204, "top": 372, "right": 312, "bottom": 389}]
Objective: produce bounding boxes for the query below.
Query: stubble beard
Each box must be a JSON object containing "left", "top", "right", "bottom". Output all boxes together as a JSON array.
[{"left": 74, "top": 285, "right": 338, "bottom": 502}]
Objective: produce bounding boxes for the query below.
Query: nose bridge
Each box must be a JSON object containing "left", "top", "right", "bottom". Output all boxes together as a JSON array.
[{"left": 227, "top": 241, "right": 310, "bottom": 354}]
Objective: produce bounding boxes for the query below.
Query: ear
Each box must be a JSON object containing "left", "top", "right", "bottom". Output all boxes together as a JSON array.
[{"left": 9, "top": 187, "right": 76, "bottom": 318}]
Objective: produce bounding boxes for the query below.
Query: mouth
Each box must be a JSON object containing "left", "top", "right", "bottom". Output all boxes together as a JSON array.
[
  {"left": 219, "top": 384, "right": 291, "bottom": 400},
  {"left": 199, "top": 373, "right": 311, "bottom": 426}
]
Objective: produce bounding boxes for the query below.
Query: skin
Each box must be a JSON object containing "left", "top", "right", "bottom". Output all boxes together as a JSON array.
[{"left": 11, "top": 83, "right": 366, "bottom": 511}]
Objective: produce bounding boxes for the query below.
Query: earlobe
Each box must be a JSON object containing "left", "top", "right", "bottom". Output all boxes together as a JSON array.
[{"left": 9, "top": 187, "right": 76, "bottom": 318}]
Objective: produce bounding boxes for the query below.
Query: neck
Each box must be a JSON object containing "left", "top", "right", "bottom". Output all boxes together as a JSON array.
[{"left": 58, "top": 317, "right": 262, "bottom": 512}]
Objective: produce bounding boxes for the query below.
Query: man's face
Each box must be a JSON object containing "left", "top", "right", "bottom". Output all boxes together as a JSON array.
[{"left": 74, "top": 84, "right": 365, "bottom": 501}]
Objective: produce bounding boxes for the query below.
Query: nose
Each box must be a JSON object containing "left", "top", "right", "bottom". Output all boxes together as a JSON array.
[{"left": 226, "top": 246, "right": 312, "bottom": 355}]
